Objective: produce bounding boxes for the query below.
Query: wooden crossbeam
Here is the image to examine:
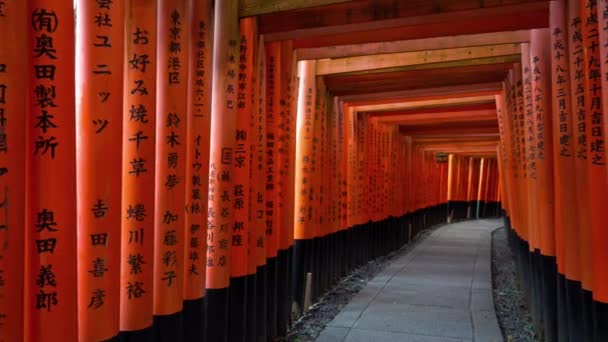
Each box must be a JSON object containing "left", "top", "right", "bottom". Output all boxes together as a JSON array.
[
  {"left": 340, "top": 83, "right": 502, "bottom": 103},
  {"left": 316, "top": 44, "right": 520, "bottom": 75},
  {"left": 373, "top": 109, "right": 497, "bottom": 125},
  {"left": 297, "top": 30, "right": 530, "bottom": 60},
  {"left": 264, "top": 2, "right": 547, "bottom": 42},
  {"left": 353, "top": 95, "right": 495, "bottom": 113},
  {"left": 239, "top": 0, "right": 350, "bottom": 17}
]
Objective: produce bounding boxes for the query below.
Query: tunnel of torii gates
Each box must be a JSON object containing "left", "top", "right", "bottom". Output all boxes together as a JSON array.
[{"left": 1, "top": 0, "right": 608, "bottom": 341}]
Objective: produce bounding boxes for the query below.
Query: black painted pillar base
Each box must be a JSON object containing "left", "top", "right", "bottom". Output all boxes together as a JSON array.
[
  {"left": 117, "top": 325, "right": 155, "bottom": 342},
  {"left": 153, "top": 311, "right": 183, "bottom": 342},
  {"left": 581, "top": 288, "right": 594, "bottom": 342},
  {"left": 540, "top": 255, "right": 557, "bottom": 342},
  {"left": 183, "top": 297, "right": 205, "bottom": 342},
  {"left": 594, "top": 299, "right": 608, "bottom": 341},
  {"left": 277, "top": 248, "right": 290, "bottom": 338},
  {"left": 246, "top": 274, "right": 257, "bottom": 341},
  {"left": 229, "top": 275, "right": 247, "bottom": 342},
  {"left": 565, "top": 279, "right": 584, "bottom": 340},
  {"left": 256, "top": 265, "right": 267, "bottom": 342},
  {"left": 205, "top": 287, "right": 229, "bottom": 342},
  {"left": 266, "top": 256, "right": 278, "bottom": 341},
  {"left": 556, "top": 274, "right": 569, "bottom": 342}
]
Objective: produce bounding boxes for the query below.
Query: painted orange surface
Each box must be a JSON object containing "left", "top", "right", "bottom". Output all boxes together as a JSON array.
[
  {"left": 120, "top": 0, "right": 157, "bottom": 331},
  {"left": 183, "top": 0, "right": 212, "bottom": 300},
  {"left": 76, "top": 0, "right": 124, "bottom": 339},
  {"left": 0, "top": 1, "right": 26, "bottom": 340},
  {"left": 25, "top": 1, "right": 78, "bottom": 340},
  {"left": 206, "top": 0, "right": 239, "bottom": 290}
]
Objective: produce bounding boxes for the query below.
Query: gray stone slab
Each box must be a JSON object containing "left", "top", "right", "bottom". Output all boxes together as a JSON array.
[
  {"left": 344, "top": 329, "right": 468, "bottom": 342},
  {"left": 318, "top": 219, "right": 502, "bottom": 342},
  {"left": 472, "top": 310, "right": 503, "bottom": 341},
  {"left": 353, "top": 303, "right": 473, "bottom": 339},
  {"left": 374, "top": 283, "right": 471, "bottom": 310},
  {"left": 470, "top": 289, "right": 496, "bottom": 312},
  {"left": 316, "top": 326, "right": 350, "bottom": 342}
]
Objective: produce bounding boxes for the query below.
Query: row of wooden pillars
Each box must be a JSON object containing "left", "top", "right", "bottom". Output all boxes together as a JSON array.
[
  {"left": 0, "top": 1, "right": 502, "bottom": 341},
  {"left": 497, "top": 1, "right": 608, "bottom": 341}
]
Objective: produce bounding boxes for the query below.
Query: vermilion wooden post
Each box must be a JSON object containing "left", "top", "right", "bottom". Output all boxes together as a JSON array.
[
  {"left": 0, "top": 2, "right": 26, "bottom": 340},
  {"left": 264, "top": 41, "right": 281, "bottom": 339},
  {"left": 277, "top": 40, "right": 296, "bottom": 337},
  {"left": 182, "top": 0, "right": 212, "bottom": 339},
  {"left": 153, "top": 1, "right": 189, "bottom": 338},
  {"left": 567, "top": 1, "right": 594, "bottom": 338},
  {"left": 25, "top": 1, "right": 77, "bottom": 340},
  {"left": 596, "top": 0, "right": 608, "bottom": 336},
  {"left": 120, "top": 0, "right": 157, "bottom": 338},
  {"left": 531, "top": 27, "right": 559, "bottom": 340},
  {"left": 76, "top": 0, "right": 124, "bottom": 340},
  {"left": 293, "top": 60, "right": 316, "bottom": 313},
  {"left": 205, "top": 0, "right": 239, "bottom": 340},
  {"left": 252, "top": 36, "right": 268, "bottom": 341},
  {"left": 550, "top": 2, "right": 580, "bottom": 337},
  {"left": 580, "top": 2, "right": 608, "bottom": 338},
  {"left": 228, "top": 17, "right": 254, "bottom": 341}
]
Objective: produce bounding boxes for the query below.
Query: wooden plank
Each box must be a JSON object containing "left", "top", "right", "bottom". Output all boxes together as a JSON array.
[
  {"left": 341, "top": 83, "right": 502, "bottom": 103},
  {"left": 239, "top": 0, "right": 351, "bottom": 17},
  {"left": 317, "top": 44, "right": 520, "bottom": 75},
  {"left": 324, "top": 55, "right": 521, "bottom": 77},
  {"left": 353, "top": 96, "right": 495, "bottom": 112},
  {"left": 265, "top": 2, "right": 547, "bottom": 41},
  {"left": 373, "top": 110, "right": 497, "bottom": 125},
  {"left": 297, "top": 30, "right": 530, "bottom": 60}
]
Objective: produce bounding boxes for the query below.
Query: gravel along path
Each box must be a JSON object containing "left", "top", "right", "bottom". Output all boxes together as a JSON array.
[{"left": 492, "top": 227, "right": 540, "bottom": 342}]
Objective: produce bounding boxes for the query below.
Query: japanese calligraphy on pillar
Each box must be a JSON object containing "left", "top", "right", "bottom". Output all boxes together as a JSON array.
[
  {"left": 184, "top": 0, "right": 211, "bottom": 301},
  {"left": 206, "top": 0, "right": 239, "bottom": 290},
  {"left": 552, "top": 14, "right": 573, "bottom": 158},
  {"left": 76, "top": 0, "right": 124, "bottom": 340},
  {"left": 231, "top": 18, "right": 254, "bottom": 278},
  {"left": 120, "top": 0, "right": 157, "bottom": 331},
  {"left": 0, "top": 1, "right": 26, "bottom": 340},
  {"left": 581, "top": 0, "right": 605, "bottom": 166},
  {"left": 252, "top": 38, "right": 267, "bottom": 267},
  {"left": 569, "top": 5, "right": 587, "bottom": 161},
  {"left": 265, "top": 42, "right": 280, "bottom": 258},
  {"left": 153, "top": 0, "right": 188, "bottom": 315},
  {"left": 26, "top": 2, "right": 78, "bottom": 340},
  {"left": 294, "top": 64, "right": 315, "bottom": 236},
  {"left": 522, "top": 45, "right": 537, "bottom": 180}
]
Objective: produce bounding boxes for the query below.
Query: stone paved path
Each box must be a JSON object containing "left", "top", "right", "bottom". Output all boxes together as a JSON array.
[{"left": 317, "top": 219, "right": 504, "bottom": 342}]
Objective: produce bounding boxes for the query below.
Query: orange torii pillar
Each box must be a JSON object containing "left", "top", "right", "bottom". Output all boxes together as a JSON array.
[
  {"left": 205, "top": 0, "right": 238, "bottom": 340},
  {"left": 182, "top": 0, "right": 212, "bottom": 340},
  {"left": 550, "top": 0, "right": 582, "bottom": 339},
  {"left": 568, "top": 1, "right": 594, "bottom": 339},
  {"left": 264, "top": 41, "right": 281, "bottom": 340},
  {"left": 228, "top": 17, "right": 255, "bottom": 342},
  {"left": 596, "top": 0, "right": 608, "bottom": 337},
  {"left": 0, "top": 2, "right": 26, "bottom": 340},
  {"left": 581, "top": 1, "right": 608, "bottom": 339},
  {"left": 531, "top": 28, "right": 558, "bottom": 342},
  {"left": 153, "top": 0, "right": 189, "bottom": 339},
  {"left": 25, "top": 1, "right": 77, "bottom": 341},
  {"left": 277, "top": 39, "right": 297, "bottom": 338},
  {"left": 252, "top": 36, "right": 268, "bottom": 342},
  {"left": 75, "top": 0, "right": 124, "bottom": 340},
  {"left": 522, "top": 40, "right": 545, "bottom": 329},
  {"left": 119, "top": 0, "right": 157, "bottom": 339},
  {"left": 293, "top": 60, "right": 317, "bottom": 314}
]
